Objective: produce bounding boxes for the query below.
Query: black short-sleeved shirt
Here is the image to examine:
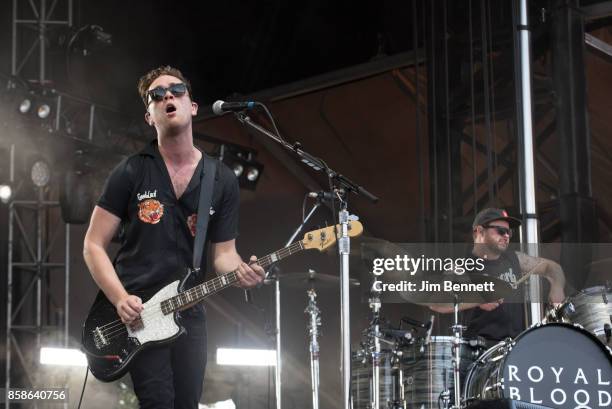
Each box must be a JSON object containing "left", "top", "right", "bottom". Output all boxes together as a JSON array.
[
  {"left": 98, "top": 141, "right": 240, "bottom": 292},
  {"left": 464, "top": 250, "right": 526, "bottom": 341}
]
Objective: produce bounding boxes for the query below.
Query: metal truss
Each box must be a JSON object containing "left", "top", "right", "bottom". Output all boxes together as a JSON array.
[
  {"left": 5, "top": 188, "right": 70, "bottom": 408},
  {"left": 12, "top": 0, "right": 73, "bottom": 82}
]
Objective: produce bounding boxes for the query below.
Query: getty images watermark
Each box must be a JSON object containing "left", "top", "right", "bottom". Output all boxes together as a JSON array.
[{"left": 370, "top": 255, "right": 497, "bottom": 294}]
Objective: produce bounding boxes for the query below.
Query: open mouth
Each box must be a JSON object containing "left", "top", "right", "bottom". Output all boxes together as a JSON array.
[{"left": 165, "top": 104, "right": 176, "bottom": 114}]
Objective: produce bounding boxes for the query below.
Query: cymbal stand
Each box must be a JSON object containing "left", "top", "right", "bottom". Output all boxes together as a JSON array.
[
  {"left": 368, "top": 290, "right": 382, "bottom": 409},
  {"left": 451, "top": 293, "right": 465, "bottom": 409},
  {"left": 305, "top": 289, "right": 322, "bottom": 409}
]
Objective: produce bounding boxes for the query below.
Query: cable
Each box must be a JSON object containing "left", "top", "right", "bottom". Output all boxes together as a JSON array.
[{"left": 76, "top": 366, "right": 89, "bottom": 409}]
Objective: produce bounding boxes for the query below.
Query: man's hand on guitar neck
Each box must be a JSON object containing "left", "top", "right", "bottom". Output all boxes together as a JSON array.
[
  {"left": 236, "top": 255, "right": 265, "bottom": 288},
  {"left": 116, "top": 294, "right": 144, "bottom": 324}
]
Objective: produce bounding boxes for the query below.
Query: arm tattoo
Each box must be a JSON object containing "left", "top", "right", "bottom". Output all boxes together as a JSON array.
[{"left": 515, "top": 251, "right": 545, "bottom": 275}]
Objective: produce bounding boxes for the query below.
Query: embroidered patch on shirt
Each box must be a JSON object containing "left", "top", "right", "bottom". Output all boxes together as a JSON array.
[
  {"left": 138, "top": 199, "right": 164, "bottom": 224},
  {"left": 187, "top": 213, "right": 197, "bottom": 237}
]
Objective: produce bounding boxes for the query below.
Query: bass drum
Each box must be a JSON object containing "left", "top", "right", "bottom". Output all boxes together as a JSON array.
[
  {"left": 351, "top": 349, "right": 403, "bottom": 409},
  {"left": 464, "top": 323, "right": 612, "bottom": 409},
  {"left": 402, "top": 336, "right": 486, "bottom": 409}
]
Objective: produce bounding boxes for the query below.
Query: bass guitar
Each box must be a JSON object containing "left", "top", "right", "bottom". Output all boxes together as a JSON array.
[{"left": 82, "top": 221, "right": 363, "bottom": 381}]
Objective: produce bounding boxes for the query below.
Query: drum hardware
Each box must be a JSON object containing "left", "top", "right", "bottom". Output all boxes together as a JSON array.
[
  {"left": 305, "top": 288, "right": 322, "bottom": 409},
  {"left": 368, "top": 289, "right": 383, "bottom": 409}
]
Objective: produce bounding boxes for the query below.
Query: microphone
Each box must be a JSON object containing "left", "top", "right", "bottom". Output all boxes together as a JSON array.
[
  {"left": 401, "top": 316, "right": 427, "bottom": 329},
  {"left": 379, "top": 328, "right": 413, "bottom": 341},
  {"left": 212, "top": 100, "right": 257, "bottom": 115},
  {"left": 308, "top": 191, "right": 335, "bottom": 201}
]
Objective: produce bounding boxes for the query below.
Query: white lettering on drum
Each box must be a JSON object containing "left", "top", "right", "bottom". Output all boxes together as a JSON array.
[
  {"left": 575, "top": 368, "right": 588, "bottom": 384},
  {"left": 529, "top": 387, "right": 543, "bottom": 404},
  {"left": 508, "top": 365, "right": 521, "bottom": 382},
  {"left": 599, "top": 390, "right": 611, "bottom": 406},
  {"left": 550, "top": 388, "right": 567, "bottom": 405},
  {"left": 551, "top": 366, "right": 564, "bottom": 383},
  {"left": 528, "top": 366, "right": 544, "bottom": 383},
  {"left": 509, "top": 387, "right": 521, "bottom": 400},
  {"left": 574, "top": 389, "right": 592, "bottom": 409},
  {"left": 598, "top": 369, "right": 610, "bottom": 385}
]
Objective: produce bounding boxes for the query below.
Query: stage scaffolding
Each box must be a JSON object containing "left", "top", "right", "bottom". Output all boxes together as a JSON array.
[{"left": 5, "top": 187, "right": 71, "bottom": 408}]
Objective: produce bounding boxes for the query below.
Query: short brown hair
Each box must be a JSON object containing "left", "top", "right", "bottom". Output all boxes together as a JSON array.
[{"left": 137, "top": 65, "right": 193, "bottom": 107}]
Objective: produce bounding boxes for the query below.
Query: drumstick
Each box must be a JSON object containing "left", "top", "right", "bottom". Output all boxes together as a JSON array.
[{"left": 512, "top": 261, "right": 543, "bottom": 288}]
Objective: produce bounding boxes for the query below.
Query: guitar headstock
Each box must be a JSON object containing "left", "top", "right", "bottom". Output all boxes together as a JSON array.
[{"left": 302, "top": 221, "right": 364, "bottom": 251}]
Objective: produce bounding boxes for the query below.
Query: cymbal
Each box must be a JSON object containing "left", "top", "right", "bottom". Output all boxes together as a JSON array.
[
  {"left": 372, "top": 273, "right": 516, "bottom": 306},
  {"left": 265, "top": 270, "right": 360, "bottom": 289}
]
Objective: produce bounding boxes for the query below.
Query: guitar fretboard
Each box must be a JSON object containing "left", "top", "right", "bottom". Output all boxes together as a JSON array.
[{"left": 160, "top": 240, "right": 305, "bottom": 315}]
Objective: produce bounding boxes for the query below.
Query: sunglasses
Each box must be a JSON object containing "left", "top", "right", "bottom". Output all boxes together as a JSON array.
[
  {"left": 483, "top": 224, "right": 513, "bottom": 237},
  {"left": 147, "top": 83, "right": 187, "bottom": 103}
]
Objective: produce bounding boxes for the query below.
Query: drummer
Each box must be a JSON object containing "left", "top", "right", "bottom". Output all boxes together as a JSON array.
[{"left": 430, "top": 208, "right": 566, "bottom": 342}]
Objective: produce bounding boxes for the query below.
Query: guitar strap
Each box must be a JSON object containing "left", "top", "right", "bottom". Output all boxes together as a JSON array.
[{"left": 192, "top": 155, "right": 219, "bottom": 270}]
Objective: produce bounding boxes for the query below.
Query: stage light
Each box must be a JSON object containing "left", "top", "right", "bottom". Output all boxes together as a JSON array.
[
  {"left": 0, "top": 184, "right": 13, "bottom": 203},
  {"left": 216, "top": 348, "right": 276, "bottom": 367},
  {"left": 246, "top": 167, "right": 259, "bottom": 182},
  {"left": 37, "top": 103, "right": 51, "bottom": 119},
  {"left": 218, "top": 145, "right": 264, "bottom": 190},
  {"left": 232, "top": 163, "right": 244, "bottom": 177},
  {"left": 19, "top": 98, "right": 32, "bottom": 114},
  {"left": 40, "top": 347, "right": 87, "bottom": 366},
  {"left": 31, "top": 160, "right": 51, "bottom": 187}
]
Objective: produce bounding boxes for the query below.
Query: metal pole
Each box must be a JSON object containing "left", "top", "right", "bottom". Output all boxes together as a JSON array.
[
  {"left": 39, "top": 0, "right": 46, "bottom": 83},
  {"left": 517, "top": 0, "right": 542, "bottom": 324},
  {"left": 274, "top": 280, "right": 281, "bottom": 409},
  {"left": 339, "top": 205, "right": 351, "bottom": 409},
  {"left": 36, "top": 188, "right": 44, "bottom": 349},
  {"left": 276, "top": 202, "right": 321, "bottom": 409},
  {"left": 64, "top": 224, "right": 70, "bottom": 346},
  {"left": 11, "top": 0, "right": 17, "bottom": 75},
  {"left": 6, "top": 203, "right": 15, "bottom": 409}
]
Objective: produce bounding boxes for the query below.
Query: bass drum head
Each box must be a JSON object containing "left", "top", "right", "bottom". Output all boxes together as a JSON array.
[{"left": 467, "top": 323, "right": 612, "bottom": 409}]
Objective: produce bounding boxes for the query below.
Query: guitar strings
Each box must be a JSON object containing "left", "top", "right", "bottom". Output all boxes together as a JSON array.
[
  {"left": 98, "top": 280, "right": 237, "bottom": 341},
  {"left": 97, "top": 274, "right": 238, "bottom": 337},
  {"left": 92, "top": 241, "right": 304, "bottom": 342}
]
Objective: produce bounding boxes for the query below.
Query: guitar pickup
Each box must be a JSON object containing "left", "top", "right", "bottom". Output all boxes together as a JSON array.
[{"left": 93, "top": 326, "right": 110, "bottom": 350}]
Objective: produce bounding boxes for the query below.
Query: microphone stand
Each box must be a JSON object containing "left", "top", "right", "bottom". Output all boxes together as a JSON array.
[{"left": 234, "top": 110, "right": 378, "bottom": 409}]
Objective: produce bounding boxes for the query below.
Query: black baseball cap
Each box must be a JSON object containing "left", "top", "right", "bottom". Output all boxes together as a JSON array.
[{"left": 472, "top": 208, "right": 522, "bottom": 229}]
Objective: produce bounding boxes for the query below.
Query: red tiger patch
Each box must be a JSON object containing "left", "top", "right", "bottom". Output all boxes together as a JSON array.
[{"left": 138, "top": 199, "right": 164, "bottom": 224}]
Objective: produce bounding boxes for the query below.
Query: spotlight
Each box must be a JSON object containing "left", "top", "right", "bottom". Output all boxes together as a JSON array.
[
  {"left": 246, "top": 167, "right": 259, "bottom": 182},
  {"left": 40, "top": 347, "right": 87, "bottom": 367},
  {"left": 218, "top": 145, "right": 264, "bottom": 191},
  {"left": 0, "top": 184, "right": 12, "bottom": 203},
  {"left": 232, "top": 163, "right": 244, "bottom": 177},
  {"left": 37, "top": 103, "right": 51, "bottom": 119},
  {"left": 19, "top": 98, "right": 32, "bottom": 114},
  {"left": 216, "top": 348, "right": 276, "bottom": 367},
  {"left": 31, "top": 160, "right": 51, "bottom": 187}
]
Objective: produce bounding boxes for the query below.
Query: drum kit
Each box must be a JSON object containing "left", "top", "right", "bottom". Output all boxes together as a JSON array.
[
  {"left": 285, "top": 268, "right": 612, "bottom": 409},
  {"left": 348, "top": 273, "right": 612, "bottom": 409}
]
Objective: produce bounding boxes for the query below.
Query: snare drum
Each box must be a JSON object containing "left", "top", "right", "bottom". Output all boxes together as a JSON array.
[
  {"left": 402, "top": 336, "right": 486, "bottom": 408},
  {"left": 463, "top": 323, "right": 612, "bottom": 409},
  {"left": 567, "top": 285, "right": 612, "bottom": 345}
]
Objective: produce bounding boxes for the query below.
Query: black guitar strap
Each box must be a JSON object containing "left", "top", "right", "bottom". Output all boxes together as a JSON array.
[{"left": 192, "top": 155, "right": 219, "bottom": 270}]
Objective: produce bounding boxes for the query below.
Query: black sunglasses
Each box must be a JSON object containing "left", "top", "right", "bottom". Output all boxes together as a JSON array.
[
  {"left": 147, "top": 83, "right": 187, "bottom": 103},
  {"left": 483, "top": 224, "right": 513, "bottom": 237}
]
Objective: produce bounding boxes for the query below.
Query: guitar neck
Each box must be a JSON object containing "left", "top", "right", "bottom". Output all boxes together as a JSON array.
[{"left": 161, "top": 240, "right": 305, "bottom": 314}]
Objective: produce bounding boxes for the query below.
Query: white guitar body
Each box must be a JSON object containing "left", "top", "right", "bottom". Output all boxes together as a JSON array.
[{"left": 126, "top": 280, "right": 182, "bottom": 345}]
